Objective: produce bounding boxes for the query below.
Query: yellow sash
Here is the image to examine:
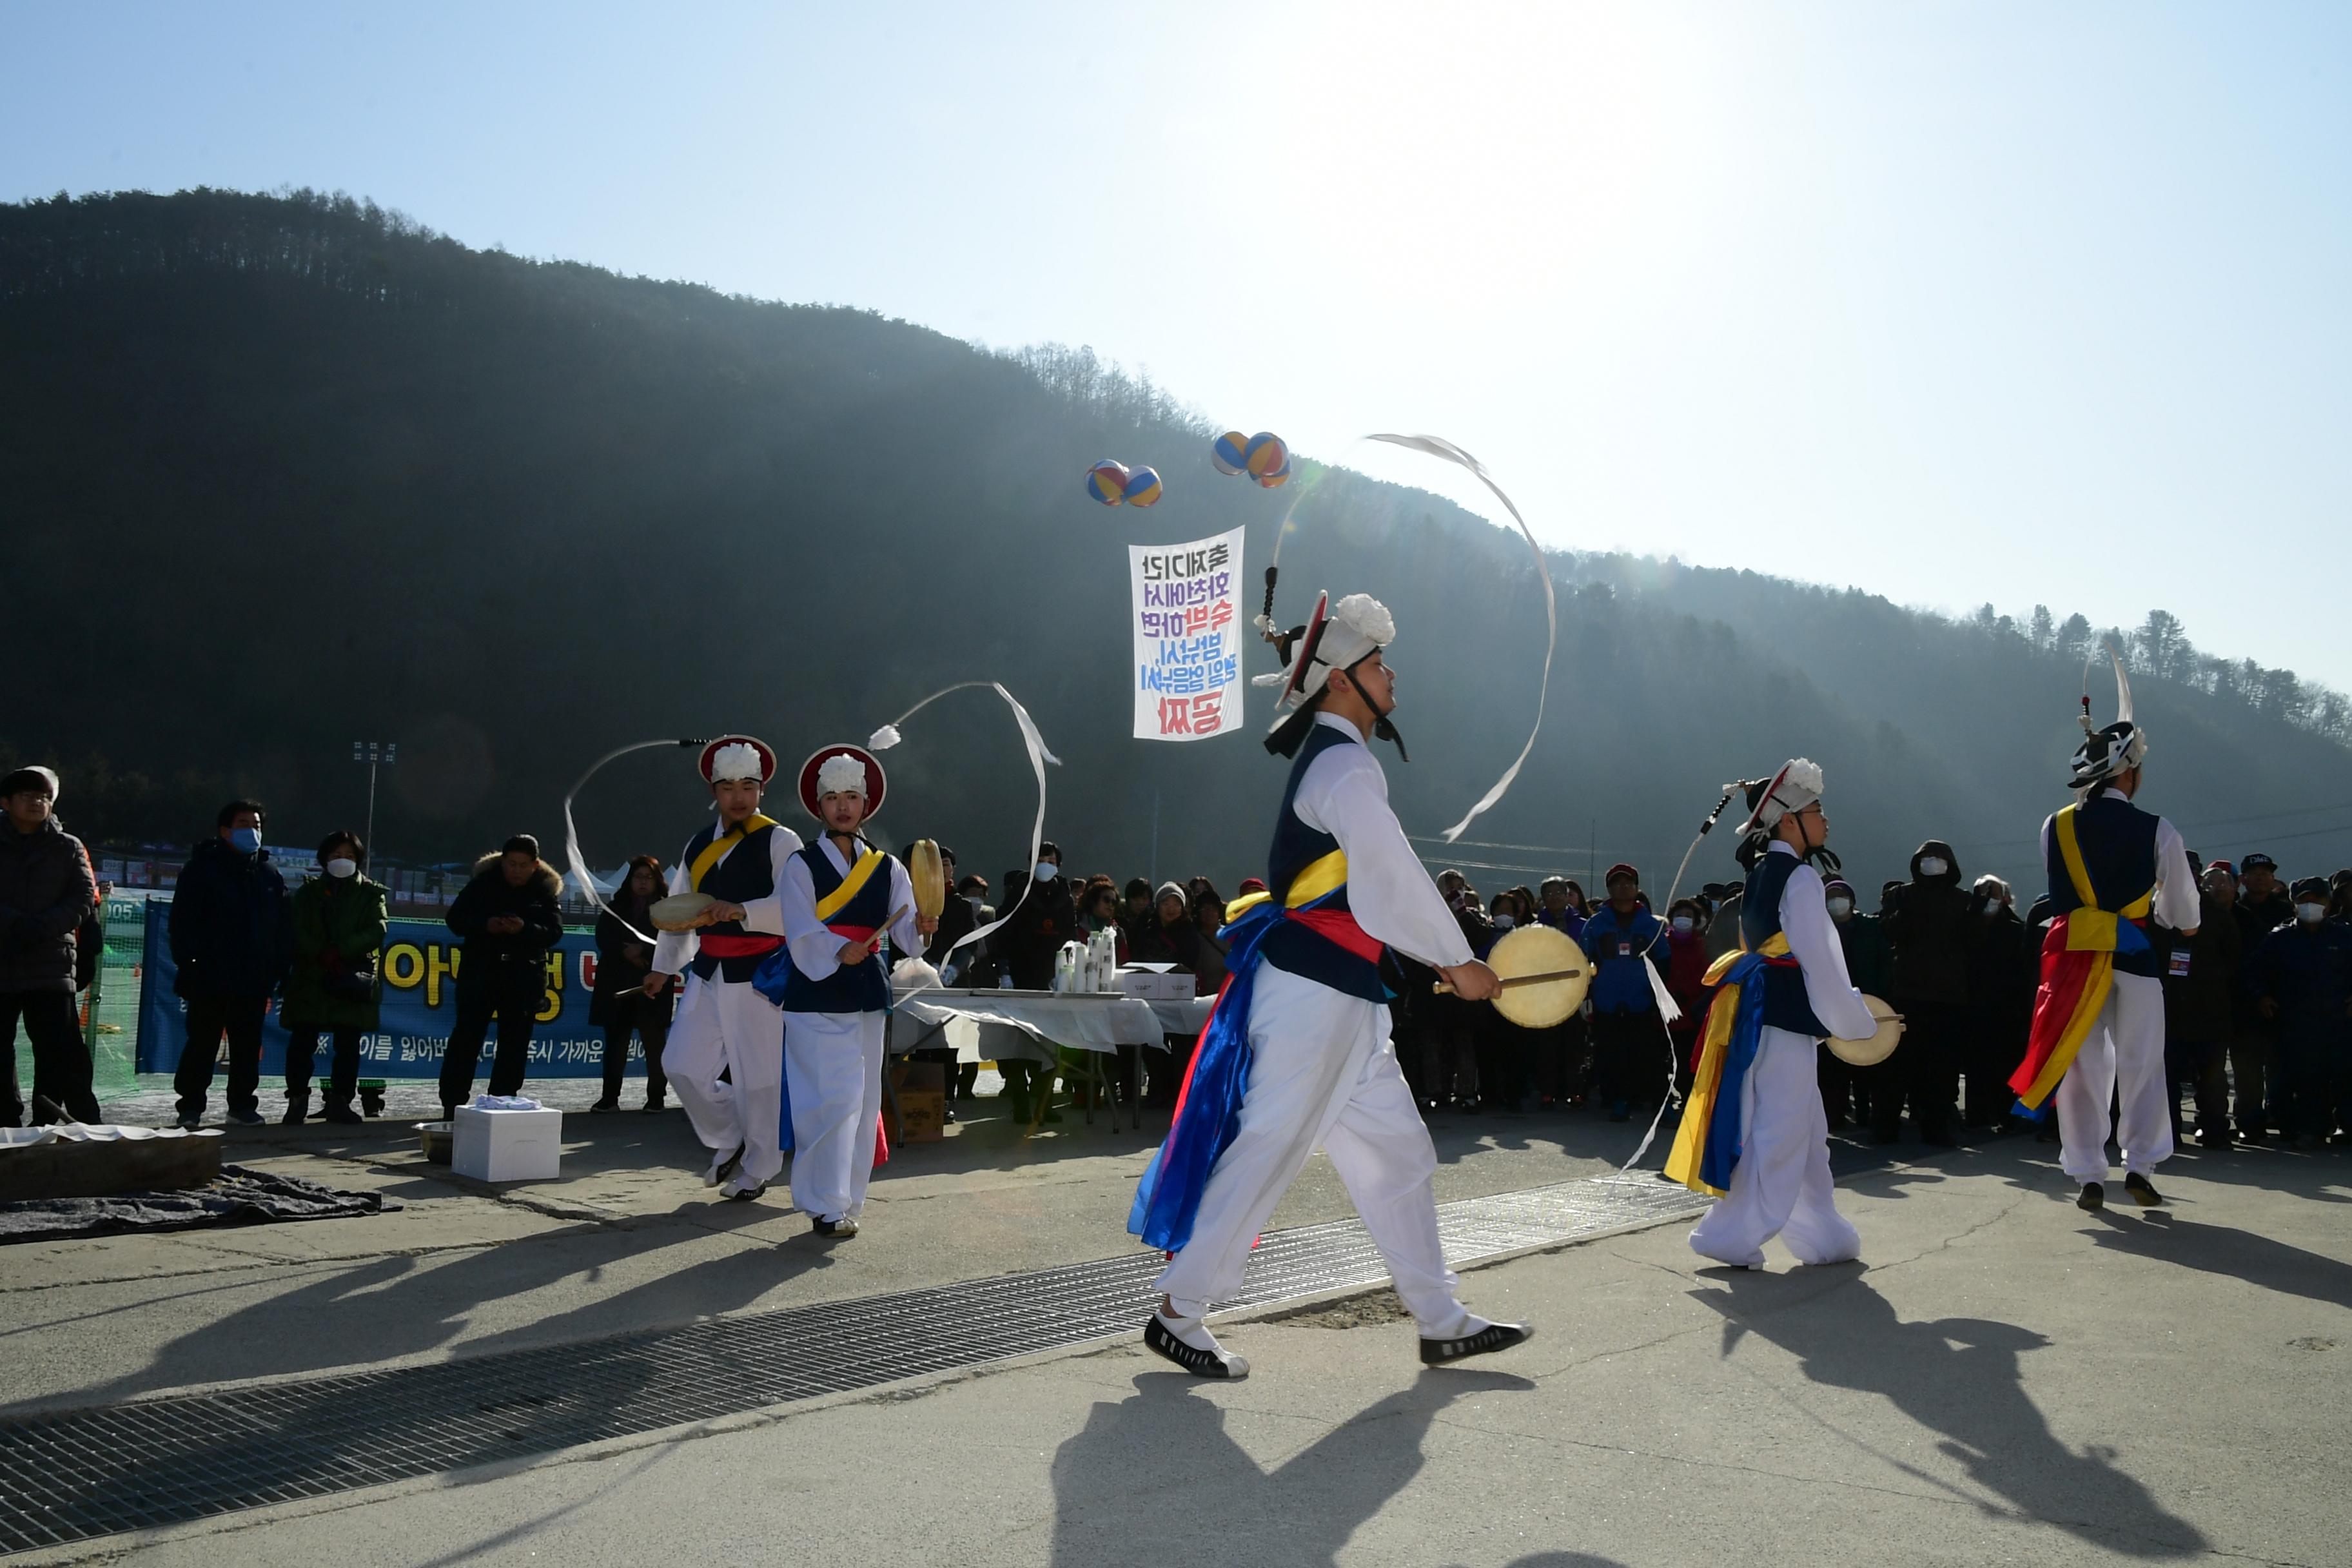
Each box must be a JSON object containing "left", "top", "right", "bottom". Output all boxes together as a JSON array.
[
  {"left": 816, "top": 847, "right": 890, "bottom": 922},
  {"left": 2052, "top": 805, "right": 2152, "bottom": 952},
  {"left": 1664, "top": 934, "right": 1790, "bottom": 1197},
  {"left": 689, "top": 814, "right": 779, "bottom": 892},
  {"left": 1223, "top": 848, "right": 1349, "bottom": 925}
]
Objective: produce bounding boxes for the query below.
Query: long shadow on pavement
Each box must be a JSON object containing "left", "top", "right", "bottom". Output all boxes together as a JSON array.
[
  {"left": 1693, "top": 1270, "right": 2208, "bottom": 1559},
  {"left": 2084, "top": 1208, "right": 2352, "bottom": 1312},
  {"left": 1050, "top": 1367, "right": 1533, "bottom": 1567}
]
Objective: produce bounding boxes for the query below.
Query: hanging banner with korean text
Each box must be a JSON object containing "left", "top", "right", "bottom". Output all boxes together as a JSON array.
[{"left": 1130, "top": 525, "right": 1244, "bottom": 741}]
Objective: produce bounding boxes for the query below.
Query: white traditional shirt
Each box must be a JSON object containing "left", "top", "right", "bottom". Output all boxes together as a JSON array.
[
  {"left": 1766, "top": 840, "right": 1879, "bottom": 1041},
  {"left": 2035, "top": 785, "right": 2200, "bottom": 934},
  {"left": 650, "top": 817, "right": 804, "bottom": 977},
  {"left": 1291, "top": 712, "right": 1475, "bottom": 972},
  {"left": 781, "top": 834, "right": 923, "bottom": 986}
]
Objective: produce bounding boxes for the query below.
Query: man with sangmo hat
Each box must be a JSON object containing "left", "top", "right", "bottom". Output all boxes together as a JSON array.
[
  {"left": 771, "top": 745, "right": 932, "bottom": 1236},
  {"left": 1128, "top": 590, "right": 1531, "bottom": 1378},
  {"left": 2009, "top": 651, "right": 2199, "bottom": 1210},
  {"left": 646, "top": 736, "right": 803, "bottom": 1202},
  {"left": 1669, "top": 760, "right": 1879, "bottom": 1269}
]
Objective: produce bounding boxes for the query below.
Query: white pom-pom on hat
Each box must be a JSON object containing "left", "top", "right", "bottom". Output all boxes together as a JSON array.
[
  {"left": 816, "top": 753, "right": 869, "bottom": 797},
  {"left": 709, "top": 743, "right": 766, "bottom": 784}
]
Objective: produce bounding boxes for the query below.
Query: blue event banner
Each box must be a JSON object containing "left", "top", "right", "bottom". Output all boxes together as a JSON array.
[{"left": 133, "top": 904, "right": 646, "bottom": 1080}]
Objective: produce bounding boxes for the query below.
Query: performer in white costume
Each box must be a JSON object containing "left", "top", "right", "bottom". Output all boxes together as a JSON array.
[
  {"left": 646, "top": 736, "right": 803, "bottom": 1202},
  {"left": 1672, "top": 761, "right": 1880, "bottom": 1269},
  {"left": 1130, "top": 591, "right": 1531, "bottom": 1378},
  {"left": 2007, "top": 650, "right": 2199, "bottom": 1211},
  {"left": 777, "top": 745, "right": 931, "bottom": 1238}
]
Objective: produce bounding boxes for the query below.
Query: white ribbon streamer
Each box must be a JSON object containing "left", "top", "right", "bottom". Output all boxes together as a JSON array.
[
  {"left": 1366, "top": 434, "right": 1558, "bottom": 843},
  {"left": 562, "top": 737, "right": 700, "bottom": 946},
  {"left": 868, "top": 681, "right": 1061, "bottom": 958}
]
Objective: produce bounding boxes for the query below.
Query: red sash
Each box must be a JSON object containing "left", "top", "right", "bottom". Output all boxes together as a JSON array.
[
  {"left": 698, "top": 932, "right": 782, "bottom": 959},
  {"left": 1286, "top": 906, "right": 1384, "bottom": 965}
]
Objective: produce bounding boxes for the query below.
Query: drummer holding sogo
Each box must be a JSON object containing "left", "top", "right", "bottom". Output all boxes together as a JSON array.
[
  {"left": 645, "top": 736, "right": 805, "bottom": 1202},
  {"left": 1665, "top": 760, "right": 1901, "bottom": 1269}
]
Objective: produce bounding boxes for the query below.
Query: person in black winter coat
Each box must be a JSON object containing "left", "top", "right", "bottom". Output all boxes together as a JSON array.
[
  {"left": 2227, "top": 854, "right": 2293, "bottom": 1141},
  {"left": 1, "top": 767, "right": 101, "bottom": 1126},
  {"left": 440, "top": 835, "right": 564, "bottom": 1115},
  {"left": 591, "top": 856, "right": 673, "bottom": 1113},
  {"left": 1876, "top": 839, "right": 1974, "bottom": 1144},
  {"left": 1961, "top": 876, "right": 2035, "bottom": 1130},
  {"left": 170, "top": 799, "right": 292, "bottom": 1128},
  {"left": 2247, "top": 877, "right": 2352, "bottom": 1148},
  {"left": 992, "top": 843, "right": 1076, "bottom": 1120},
  {"left": 2157, "top": 865, "right": 2243, "bottom": 1147}
]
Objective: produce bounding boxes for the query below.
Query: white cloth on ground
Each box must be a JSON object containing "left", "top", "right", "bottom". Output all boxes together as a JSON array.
[
  {"left": 2055, "top": 970, "right": 2172, "bottom": 1181},
  {"left": 1154, "top": 964, "right": 1469, "bottom": 1338},
  {"left": 784, "top": 1009, "right": 887, "bottom": 1222},
  {"left": 782, "top": 838, "right": 922, "bottom": 981},
  {"left": 665, "top": 972, "right": 787, "bottom": 1187},
  {"left": 1687, "top": 1024, "right": 1859, "bottom": 1268},
  {"left": 650, "top": 819, "right": 803, "bottom": 977},
  {"left": 1289, "top": 712, "right": 1473, "bottom": 970}
]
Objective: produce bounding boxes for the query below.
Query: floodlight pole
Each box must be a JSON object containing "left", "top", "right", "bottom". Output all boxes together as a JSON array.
[{"left": 353, "top": 741, "right": 397, "bottom": 870}]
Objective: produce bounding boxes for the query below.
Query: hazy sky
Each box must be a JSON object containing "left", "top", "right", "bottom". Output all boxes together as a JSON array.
[{"left": 8, "top": 2, "right": 2348, "bottom": 685}]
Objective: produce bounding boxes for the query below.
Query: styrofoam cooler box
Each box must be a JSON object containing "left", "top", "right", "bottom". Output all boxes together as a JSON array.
[
  {"left": 1160, "top": 972, "right": 1196, "bottom": 1001},
  {"left": 452, "top": 1105, "right": 564, "bottom": 1182},
  {"left": 1117, "top": 966, "right": 1164, "bottom": 999}
]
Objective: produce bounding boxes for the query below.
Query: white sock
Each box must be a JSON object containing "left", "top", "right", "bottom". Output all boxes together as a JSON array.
[{"left": 1156, "top": 1308, "right": 1222, "bottom": 1354}]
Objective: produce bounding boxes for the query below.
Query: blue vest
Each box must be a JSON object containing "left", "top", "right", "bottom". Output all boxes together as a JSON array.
[
  {"left": 779, "top": 839, "right": 894, "bottom": 1014},
  {"left": 684, "top": 819, "right": 783, "bottom": 983},
  {"left": 1740, "top": 849, "right": 1828, "bottom": 1037},
  {"left": 1257, "top": 721, "right": 1391, "bottom": 1002},
  {"left": 2044, "top": 792, "right": 2162, "bottom": 979}
]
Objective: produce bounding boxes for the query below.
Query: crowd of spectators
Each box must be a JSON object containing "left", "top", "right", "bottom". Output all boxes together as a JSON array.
[{"left": 6, "top": 759, "right": 2351, "bottom": 1156}]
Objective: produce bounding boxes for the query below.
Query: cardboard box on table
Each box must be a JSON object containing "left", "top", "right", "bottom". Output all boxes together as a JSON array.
[
  {"left": 1118, "top": 965, "right": 1195, "bottom": 1001},
  {"left": 452, "top": 1105, "right": 564, "bottom": 1182},
  {"left": 889, "top": 1059, "right": 946, "bottom": 1143}
]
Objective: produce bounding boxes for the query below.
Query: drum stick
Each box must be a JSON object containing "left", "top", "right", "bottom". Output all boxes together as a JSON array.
[
  {"left": 865, "top": 905, "right": 915, "bottom": 953},
  {"left": 1433, "top": 966, "right": 1586, "bottom": 995}
]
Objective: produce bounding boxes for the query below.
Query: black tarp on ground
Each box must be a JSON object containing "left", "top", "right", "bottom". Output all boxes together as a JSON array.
[{"left": 0, "top": 1164, "right": 397, "bottom": 1244}]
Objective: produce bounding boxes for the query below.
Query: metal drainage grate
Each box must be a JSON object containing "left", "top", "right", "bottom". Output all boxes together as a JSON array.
[{"left": 0, "top": 1174, "right": 1701, "bottom": 1554}]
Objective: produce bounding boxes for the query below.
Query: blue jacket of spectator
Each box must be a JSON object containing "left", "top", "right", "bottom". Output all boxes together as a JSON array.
[
  {"left": 1534, "top": 905, "right": 1587, "bottom": 941},
  {"left": 168, "top": 837, "right": 292, "bottom": 999},
  {"left": 1580, "top": 901, "right": 1665, "bottom": 1014},
  {"left": 2248, "top": 919, "right": 2352, "bottom": 1044}
]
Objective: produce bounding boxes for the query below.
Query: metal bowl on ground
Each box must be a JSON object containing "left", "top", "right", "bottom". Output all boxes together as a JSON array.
[{"left": 416, "top": 1121, "right": 454, "bottom": 1164}]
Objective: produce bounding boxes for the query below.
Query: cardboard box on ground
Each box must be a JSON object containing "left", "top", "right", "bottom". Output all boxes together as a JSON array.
[{"left": 889, "top": 1060, "right": 946, "bottom": 1143}]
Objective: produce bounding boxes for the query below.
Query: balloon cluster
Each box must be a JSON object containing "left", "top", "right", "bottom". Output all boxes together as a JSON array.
[
  {"left": 1211, "top": 430, "right": 1291, "bottom": 489},
  {"left": 1085, "top": 459, "right": 1163, "bottom": 508}
]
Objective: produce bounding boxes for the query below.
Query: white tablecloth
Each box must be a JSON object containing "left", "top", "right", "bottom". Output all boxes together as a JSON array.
[
  {"left": 889, "top": 989, "right": 1171, "bottom": 1063},
  {"left": 1147, "top": 997, "right": 1216, "bottom": 1038}
]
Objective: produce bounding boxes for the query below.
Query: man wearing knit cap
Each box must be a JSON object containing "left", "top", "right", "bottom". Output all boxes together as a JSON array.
[
  {"left": 770, "top": 745, "right": 932, "bottom": 1235},
  {"left": 1129, "top": 590, "right": 1530, "bottom": 1377},
  {"left": 647, "top": 736, "right": 803, "bottom": 1201}
]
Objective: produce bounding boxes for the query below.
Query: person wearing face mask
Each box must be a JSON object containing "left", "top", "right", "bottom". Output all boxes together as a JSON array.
[
  {"left": 1671, "top": 760, "right": 1879, "bottom": 1268},
  {"left": 2010, "top": 652, "right": 2200, "bottom": 1210},
  {"left": 1816, "top": 877, "right": 1888, "bottom": 1130},
  {"left": 442, "top": 832, "right": 566, "bottom": 1119},
  {"left": 2226, "top": 852, "right": 2289, "bottom": 1141},
  {"left": 1661, "top": 898, "right": 1712, "bottom": 1098},
  {"left": 2246, "top": 877, "right": 2352, "bottom": 1150},
  {"left": 279, "top": 831, "right": 389, "bottom": 1126},
  {"left": 591, "top": 855, "right": 675, "bottom": 1114},
  {"left": 2158, "top": 861, "right": 2242, "bottom": 1149},
  {"left": 169, "top": 799, "right": 293, "bottom": 1129},
  {"left": 1874, "top": 839, "right": 1973, "bottom": 1146}
]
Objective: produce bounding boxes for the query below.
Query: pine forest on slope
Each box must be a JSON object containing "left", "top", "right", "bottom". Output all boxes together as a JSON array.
[{"left": 5, "top": 188, "right": 2347, "bottom": 895}]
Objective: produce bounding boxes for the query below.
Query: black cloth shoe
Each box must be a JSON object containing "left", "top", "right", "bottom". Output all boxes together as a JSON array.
[
  {"left": 280, "top": 1095, "right": 308, "bottom": 1126},
  {"left": 322, "top": 1103, "right": 364, "bottom": 1126},
  {"left": 2123, "top": 1171, "right": 2164, "bottom": 1206},
  {"left": 589, "top": 1097, "right": 621, "bottom": 1113},
  {"left": 2077, "top": 1182, "right": 2104, "bottom": 1212},
  {"left": 641, "top": 1098, "right": 665, "bottom": 1113},
  {"left": 810, "top": 1215, "right": 860, "bottom": 1237},
  {"left": 1144, "top": 1313, "right": 1247, "bottom": 1378},
  {"left": 1421, "top": 1320, "right": 1534, "bottom": 1366}
]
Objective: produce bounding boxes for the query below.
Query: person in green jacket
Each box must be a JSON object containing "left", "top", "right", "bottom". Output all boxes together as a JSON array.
[{"left": 280, "top": 830, "right": 389, "bottom": 1125}]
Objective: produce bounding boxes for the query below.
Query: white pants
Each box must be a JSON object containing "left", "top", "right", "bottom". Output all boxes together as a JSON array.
[
  {"left": 667, "top": 974, "right": 787, "bottom": 1188},
  {"left": 785, "top": 1010, "right": 886, "bottom": 1223},
  {"left": 1155, "top": 965, "right": 1469, "bottom": 1338},
  {"left": 1688, "top": 1026, "right": 1859, "bottom": 1269},
  {"left": 2055, "top": 970, "right": 2172, "bottom": 1181}
]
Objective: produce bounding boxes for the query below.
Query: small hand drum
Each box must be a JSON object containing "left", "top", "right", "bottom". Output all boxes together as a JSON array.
[
  {"left": 1480, "top": 924, "right": 1592, "bottom": 1030},
  {"left": 906, "top": 839, "right": 947, "bottom": 921},
  {"left": 1827, "top": 994, "right": 1904, "bottom": 1067},
  {"left": 648, "top": 892, "right": 715, "bottom": 932}
]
